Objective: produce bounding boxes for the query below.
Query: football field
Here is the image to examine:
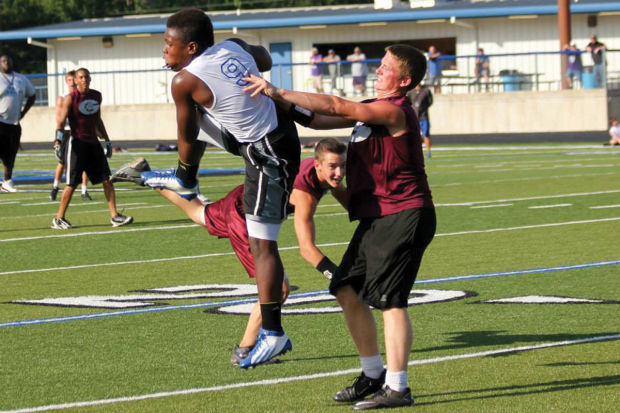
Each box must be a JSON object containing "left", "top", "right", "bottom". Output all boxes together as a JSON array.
[{"left": 1, "top": 143, "right": 619, "bottom": 412}]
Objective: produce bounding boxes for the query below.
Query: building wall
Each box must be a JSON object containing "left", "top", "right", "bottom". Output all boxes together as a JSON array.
[
  {"left": 43, "top": 12, "right": 619, "bottom": 107},
  {"left": 21, "top": 89, "right": 608, "bottom": 142}
]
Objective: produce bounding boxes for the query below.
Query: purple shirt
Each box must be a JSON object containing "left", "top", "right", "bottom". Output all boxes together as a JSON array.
[
  {"left": 346, "top": 95, "right": 434, "bottom": 220},
  {"left": 69, "top": 88, "right": 101, "bottom": 144},
  {"left": 310, "top": 54, "right": 323, "bottom": 77}
]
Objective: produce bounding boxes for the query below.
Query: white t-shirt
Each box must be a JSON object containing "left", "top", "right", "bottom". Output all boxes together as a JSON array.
[
  {"left": 609, "top": 125, "right": 620, "bottom": 138},
  {"left": 185, "top": 40, "right": 277, "bottom": 143},
  {"left": 0, "top": 72, "right": 35, "bottom": 125},
  {"left": 348, "top": 53, "right": 368, "bottom": 77}
]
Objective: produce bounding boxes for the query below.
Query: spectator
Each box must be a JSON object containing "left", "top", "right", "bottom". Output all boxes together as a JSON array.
[
  {"left": 586, "top": 35, "right": 607, "bottom": 88},
  {"left": 309, "top": 47, "right": 324, "bottom": 93},
  {"left": 427, "top": 45, "right": 442, "bottom": 93},
  {"left": 0, "top": 54, "right": 35, "bottom": 193},
  {"left": 563, "top": 44, "right": 583, "bottom": 89},
  {"left": 606, "top": 118, "right": 620, "bottom": 146},
  {"left": 323, "top": 49, "right": 342, "bottom": 95},
  {"left": 347, "top": 46, "right": 368, "bottom": 96},
  {"left": 407, "top": 83, "right": 433, "bottom": 158},
  {"left": 474, "top": 48, "right": 490, "bottom": 91}
]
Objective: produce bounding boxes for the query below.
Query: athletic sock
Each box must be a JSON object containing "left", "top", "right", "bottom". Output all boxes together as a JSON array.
[
  {"left": 360, "top": 355, "right": 384, "bottom": 380},
  {"left": 53, "top": 179, "right": 59, "bottom": 189},
  {"left": 175, "top": 160, "right": 198, "bottom": 185},
  {"left": 385, "top": 370, "right": 409, "bottom": 392},
  {"left": 260, "top": 302, "right": 282, "bottom": 332},
  {"left": 81, "top": 185, "right": 87, "bottom": 195}
]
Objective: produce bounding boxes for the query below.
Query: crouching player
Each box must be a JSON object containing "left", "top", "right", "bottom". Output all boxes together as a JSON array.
[{"left": 112, "top": 137, "right": 347, "bottom": 366}]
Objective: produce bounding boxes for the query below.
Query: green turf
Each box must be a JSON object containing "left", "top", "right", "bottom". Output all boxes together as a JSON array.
[{"left": 1, "top": 144, "right": 619, "bottom": 412}]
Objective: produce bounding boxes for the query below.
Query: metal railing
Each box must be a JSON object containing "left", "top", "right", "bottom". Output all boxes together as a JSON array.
[{"left": 25, "top": 49, "right": 619, "bottom": 106}]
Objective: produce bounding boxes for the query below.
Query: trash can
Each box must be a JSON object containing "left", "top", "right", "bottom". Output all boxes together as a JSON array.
[
  {"left": 500, "top": 69, "right": 521, "bottom": 92},
  {"left": 581, "top": 66, "right": 596, "bottom": 89}
]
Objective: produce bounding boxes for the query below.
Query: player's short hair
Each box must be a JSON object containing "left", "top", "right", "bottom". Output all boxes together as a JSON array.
[
  {"left": 66, "top": 70, "right": 76, "bottom": 78},
  {"left": 76, "top": 67, "right": 90, "bottom": 77},
  {"left": 385, "top": 44, "right": 427, "bottom": 91},
  {"left": 314, "top": 138, "right": 346, "bottom": 161},
  {"left": 167, "top": 8, "right": 214, "bottom": 49}
]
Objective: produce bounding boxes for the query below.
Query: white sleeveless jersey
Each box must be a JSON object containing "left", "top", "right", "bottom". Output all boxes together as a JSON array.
[{"left": 185, "top": 40, "right": 277, "bottom": 143}]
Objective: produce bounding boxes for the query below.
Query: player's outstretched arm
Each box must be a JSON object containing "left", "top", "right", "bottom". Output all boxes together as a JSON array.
[{"left": 155, "top": 187, "right": 205, "bottom": 226}]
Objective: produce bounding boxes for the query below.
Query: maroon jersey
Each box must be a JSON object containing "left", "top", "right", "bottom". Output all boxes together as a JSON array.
[
  {"left": 346, "top": 95, "right": 433, "bottom": 220},
  {"left": 68, "top": 88, "right": 102, "bottom": 144}
]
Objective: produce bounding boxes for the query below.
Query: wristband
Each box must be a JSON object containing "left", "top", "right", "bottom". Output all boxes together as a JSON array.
[
  {"left": 288, "top": 104, "right": 315, "bottom": 127},
  {"left": 315, "top": 256, "right": 338, "bottom": 280},
  {"left": 55, "top": 129, "right": 64, "bottom": 142}
]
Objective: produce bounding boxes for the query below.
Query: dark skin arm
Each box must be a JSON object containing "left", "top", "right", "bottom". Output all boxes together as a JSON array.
[{"left": 20, "top": 94, "right": 36, "bottom": 120}]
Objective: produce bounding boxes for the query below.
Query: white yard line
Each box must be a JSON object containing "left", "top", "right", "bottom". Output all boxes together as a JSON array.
[
  {"left": 470, "top": 203, "right": 513, "bottom": 209},
  {"left": 436, "top": 189, "right": 620, "bottom": 207},
  {"left": 528, "top": 204, "right": 572, "bottom": 209},
  {"left": 2, "top": 216, "right": 619, "bottom": 276},
  {"left": 4, "top": 334, "right": 617, "bottom": 413},
  {"left": 590, "top": 204, "right": 620, "bottom": 209}
]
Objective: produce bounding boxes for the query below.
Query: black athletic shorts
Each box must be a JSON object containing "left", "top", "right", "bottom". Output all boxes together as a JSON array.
[
  {"left": 57, "top": 130, "right": 70, "bottom": 165},
  {"left": 0, "top": 122, "right": 21, "bottom": 170},
  {"left": 66, "top": 137, "right": 110, "bottom": 186},
  {"left": 239, "top": 107, "right": 300, "bottom": 224},
  {"left": 330, "top": 208, "right": 436, "bottom": 309}
]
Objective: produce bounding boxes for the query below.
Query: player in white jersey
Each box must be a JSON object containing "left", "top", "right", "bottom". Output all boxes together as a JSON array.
[{"left": 141, "top": 8, "right": 301, "bottom": 368}]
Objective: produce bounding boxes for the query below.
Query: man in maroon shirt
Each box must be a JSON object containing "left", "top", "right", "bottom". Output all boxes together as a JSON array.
[
  {"left": 115, "top": 137, "right": 347, "bottom": 365},
  {"left": 52, "top": 67, "right": 132, "bottom": 229},
  {"left": 244, "top": 44, "right": 435, "bottom": 409}
]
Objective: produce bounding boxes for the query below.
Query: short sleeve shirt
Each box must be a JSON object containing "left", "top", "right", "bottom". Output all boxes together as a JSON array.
[{"left": 0, "top": 72, "right": 35, "bottom": 125}]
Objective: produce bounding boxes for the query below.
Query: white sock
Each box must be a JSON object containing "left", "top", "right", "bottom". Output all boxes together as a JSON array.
[
  {"left": 81, "top": 185, "right": 87, "bottom": 195},
  {"left": 360, "top": 355, "right": 384, "bottom": 380},
  {"left": 385, "top": 370, "right": 408, "bottom": 392},
  {"left": 53, "top": 179, "right": 59, "bottom": 188}
]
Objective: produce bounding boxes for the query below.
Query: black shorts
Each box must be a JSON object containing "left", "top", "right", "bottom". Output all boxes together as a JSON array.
[
  {"left": 330, "top": 208, "right": 436, "bottom": 309},
  {"left": 66, "top": 137, "right": 110, "bottom": 186},
  {"left": 0, "top": 122, "right": 21, "bottom": 170},
  {"left": 58, "top": 130, "right": 70, "bottom": 165},
  {"left": 239, "top": 107, "right": 300, "bottom": 224}
]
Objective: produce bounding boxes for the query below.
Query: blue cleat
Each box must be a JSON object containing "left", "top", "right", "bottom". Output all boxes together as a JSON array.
[
  {"left": 141, "top": 170, "right": 199, "bottom": 200},
  {"left": 238, "top": 328, "right": 292, "bottom": 369}
]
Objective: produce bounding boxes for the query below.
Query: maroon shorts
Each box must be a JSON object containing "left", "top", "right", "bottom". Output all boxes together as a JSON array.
[{"left": 203, "top": 185, "right": 255, "bottom": 278}]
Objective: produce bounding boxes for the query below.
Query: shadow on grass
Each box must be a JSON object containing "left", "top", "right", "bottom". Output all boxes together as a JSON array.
[
  {"left": 415, "top": 375, "right": 620, "bottom": 406},
  {"left": 415, "top": 331, "right": 619, "bottom": 353}
]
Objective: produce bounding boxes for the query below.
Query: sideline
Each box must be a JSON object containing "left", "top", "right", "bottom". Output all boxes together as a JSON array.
[
  {"left": 2, "top": 259, "right": 619, "bottom": 329},
  {"left": 3, "top": 333, "right": 618, "bottom": 413}
]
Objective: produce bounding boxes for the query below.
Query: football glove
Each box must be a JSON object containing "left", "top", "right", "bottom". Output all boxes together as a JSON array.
[
  {"left": 104, "top": 142, "right": 113, "bottom": 158},
  {"left": 54, "top": 144, "right": 62, "bottom": 162}
]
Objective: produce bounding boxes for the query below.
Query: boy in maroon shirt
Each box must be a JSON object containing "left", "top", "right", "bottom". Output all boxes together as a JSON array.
[{"left": 245, "top": 44, "right": 435, "bottom": 409}]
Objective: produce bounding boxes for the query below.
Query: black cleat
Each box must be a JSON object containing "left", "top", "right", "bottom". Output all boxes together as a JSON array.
[
  {"left": 333, "top": 370, "right": 385, "bottom": 403},
  {"left": 81, "top": 191, "right": 93, "bottom": 201},
  {"left": 353, "top": 385, "right": 414, "bottom": 410},
  {"left": 111, "top": 214, "right": 133, "bottom": 227}
]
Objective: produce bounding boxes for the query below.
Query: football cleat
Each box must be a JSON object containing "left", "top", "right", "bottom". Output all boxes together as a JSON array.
[
  {"left": 50, "top": 187, "right": 59, "bottom": 201},
  {"left": 111, "top": 214, "right": 133, "bottom": 227},
  {"left": 110, "top": 157, "right": 151, "bottom": 185},
  {"left": 51, "top": 217, "right": 72, "bottom": 230},
  {"left": 230, "top": 344, "right": 252, "bottom": 366},
  {"left": 141, "top": 170, "right": 199, "bottom": 200},
  {"left": 238, "top": 328, "right": 292, "bottom": 369},
  {"left": 352, "top": 385, "right": 414, "bottom": 410},
  {"left": 1, "top": 179, "right": 17, "bottom": 193},
  {"left": 81, "top": 191, "right": 93, "bottom": 201},
  {"left": 333, "top": 370, "right": 386, "bottom": 403}
]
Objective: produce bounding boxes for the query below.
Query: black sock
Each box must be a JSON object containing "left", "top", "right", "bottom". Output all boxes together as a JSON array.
[
  {"left": 260, "top": 302, "right": 282, "bottom": 332},
  {"left": 175, "top": 160, "right": 198, "bottom": 185}
]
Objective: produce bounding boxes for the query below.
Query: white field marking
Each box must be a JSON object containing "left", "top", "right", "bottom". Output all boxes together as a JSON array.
[
  {"left": 590, "top": 204, "right": 620, "bottom": 209},
  {"left": 430, "top": 171, "right": 618, "bottom": 189},
  {"left": 5, "top": 334, "right": 618, "bottom": 413},
  {"left": 2, "top": 216, "right": 619, "bottom": 277},
  {"left": 470, "top": 203, "right": 513, "bottom": 209},
  {"left": 436, "top": 189, "right": 620, "bottom": 207},
  {"left": 0, "top": 204, "right": 173, "bottom": 221},
  {"left": 23, "top": 201, "right": 103, "bottom": 207},
  {"left": 528, "top": 204, "right": 572, "bottom": 209}
]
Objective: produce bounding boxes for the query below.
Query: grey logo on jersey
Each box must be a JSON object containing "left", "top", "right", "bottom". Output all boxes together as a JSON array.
[
  {"left": 221, "top": 57, "right": 250, "bottom": 86},
  {"left": 79, "top": 99, "right": 99, "bottom": 115},
  {"left": 350, "top": 122, "right": 371, "bottom": 143}
]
